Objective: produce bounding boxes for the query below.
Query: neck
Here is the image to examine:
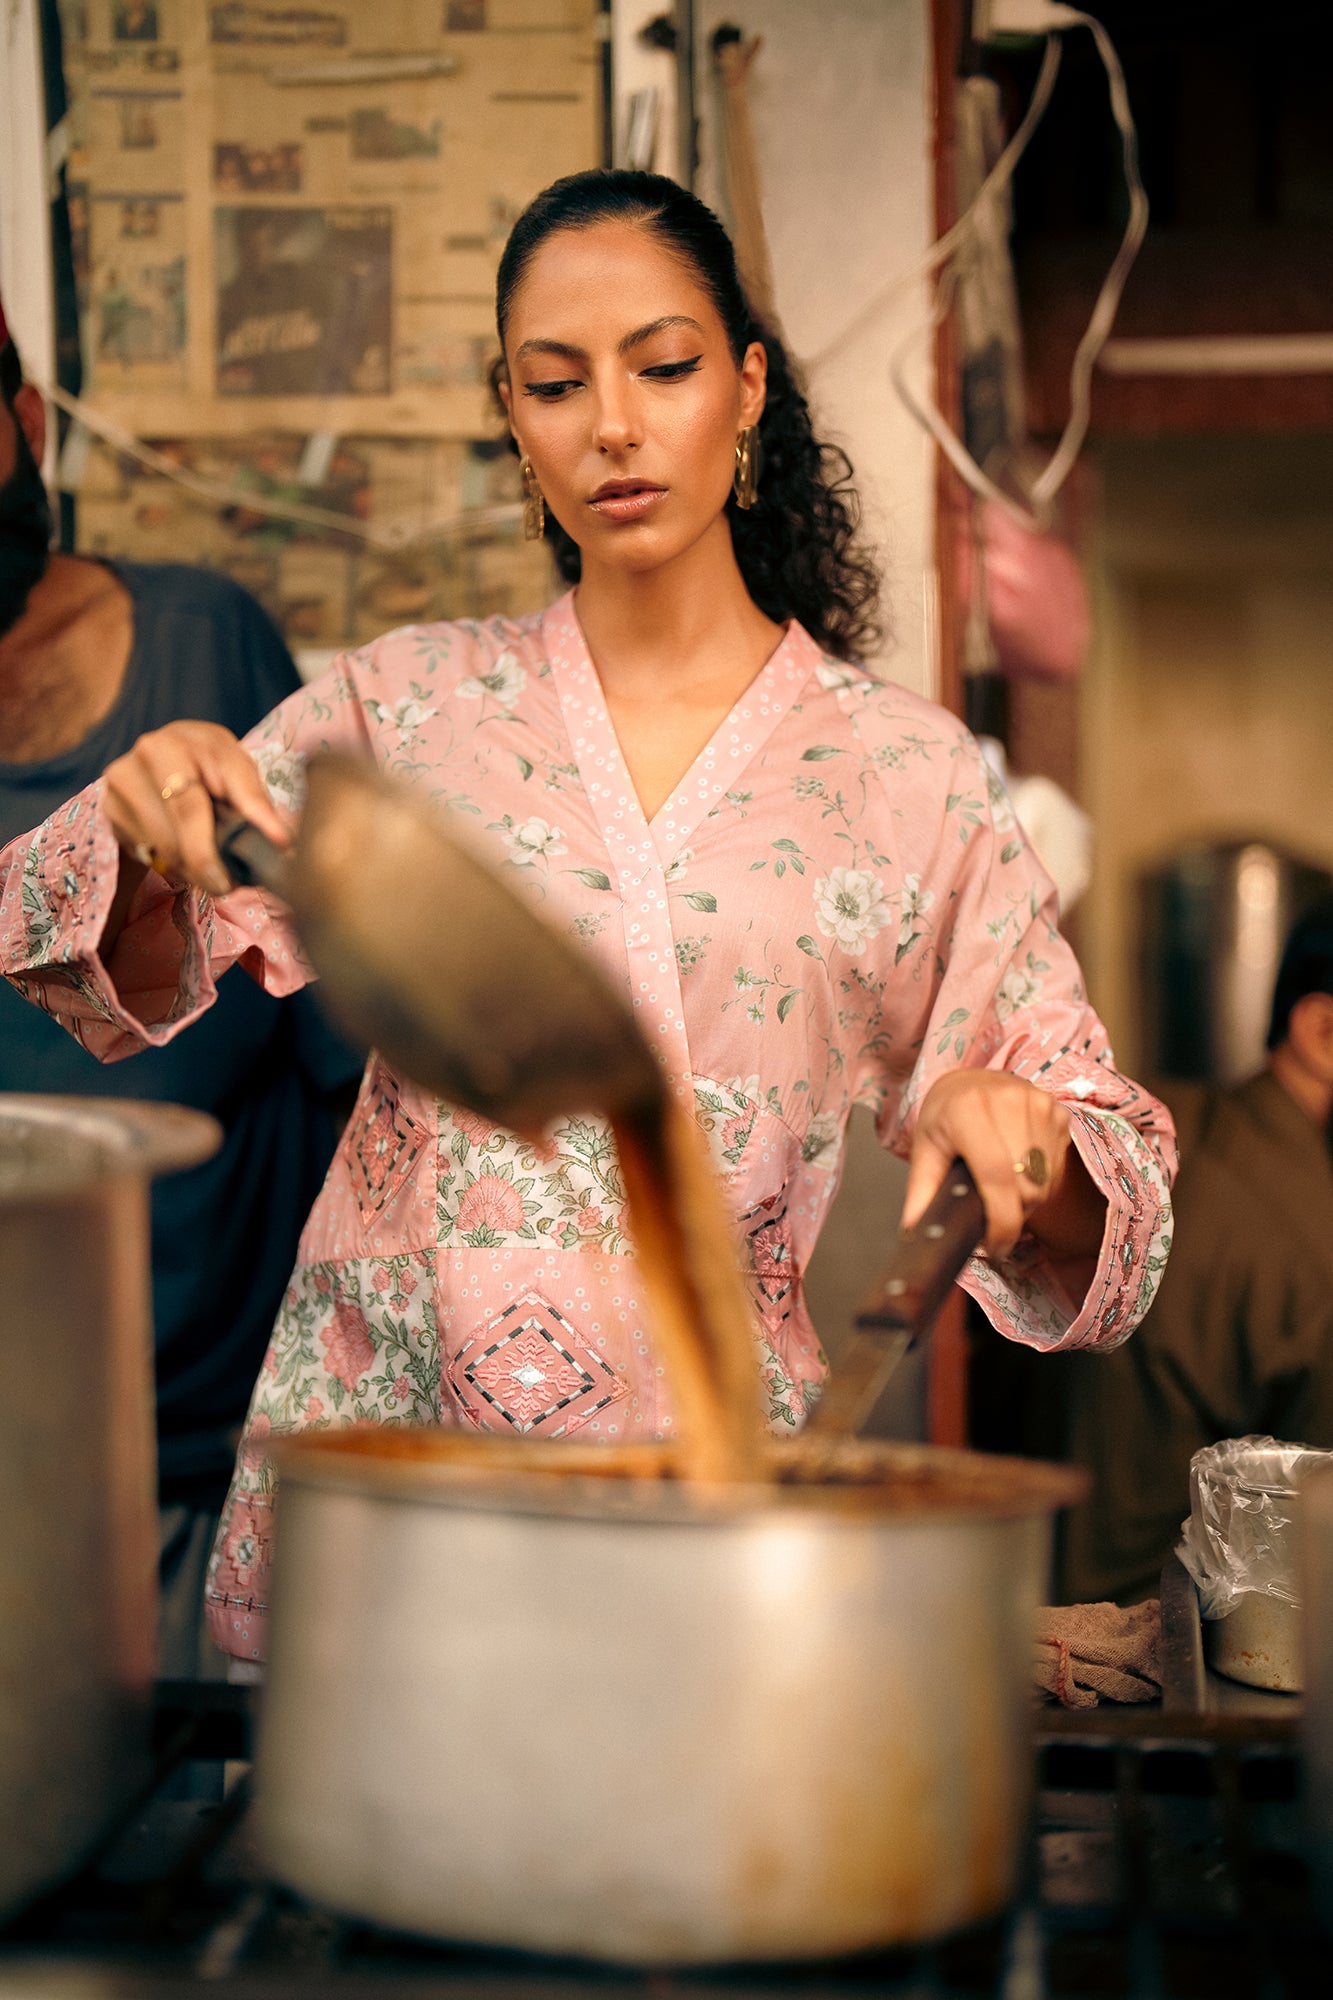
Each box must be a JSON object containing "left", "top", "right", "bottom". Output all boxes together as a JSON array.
[
  {"left": 572, "top": 515, "right": 776, "bottom": 691},
  {"left": 1268, "top": 1045, "right": 1333, "bottom": 1128},
  {"left": 0, "top": 552, "right": 88, "bottom": 664},
  {"left": 0, "top": 553, "right": 133, "bottom": 765}
]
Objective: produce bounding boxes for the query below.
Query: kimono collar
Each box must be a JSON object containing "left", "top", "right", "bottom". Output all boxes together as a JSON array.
[{"left": 539, "top": 588, "right": 824, "bottom": 877}]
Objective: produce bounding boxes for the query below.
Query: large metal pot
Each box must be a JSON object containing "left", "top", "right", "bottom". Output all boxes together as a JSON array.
[
  {"left": 0, "top": 1094, "right": 219, "bottom": 1920},
  {"left": 257, "top": 1430, "right": 1082, "bottom": 1964}
]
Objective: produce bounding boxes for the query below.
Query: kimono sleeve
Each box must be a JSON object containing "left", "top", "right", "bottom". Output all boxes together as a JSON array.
[
  {"left": 875, "top": 732, "right": 1177, "bottom": 1354},
  {"left": 0, "top": 656, "right": 374, "bottom": 1064}
]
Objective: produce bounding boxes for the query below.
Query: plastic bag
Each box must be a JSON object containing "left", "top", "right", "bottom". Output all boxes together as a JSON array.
[{"left": 1176, "top": 1435, "right": 1333, "bottom": 1619}]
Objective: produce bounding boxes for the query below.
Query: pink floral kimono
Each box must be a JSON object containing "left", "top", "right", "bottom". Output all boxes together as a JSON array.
[{"left": 0, "top": 593, "right": 1175, "bottom": 1660}]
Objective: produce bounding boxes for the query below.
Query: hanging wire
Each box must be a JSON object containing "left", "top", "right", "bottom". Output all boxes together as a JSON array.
[
  {"left": 802, "top": 32, "right": 1063, "bottom": 378},
  {"left": 885, "top": 10, "right": 1147, "bottom": 532},
  {"left": 37, "top": 379, "right": 523, "bottom": 551},
  {"left": 805, "top": 10, "right": 1146, "bottom": 535}
]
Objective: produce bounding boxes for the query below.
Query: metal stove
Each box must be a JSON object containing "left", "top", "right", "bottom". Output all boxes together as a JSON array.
[{"left": 0, "top": 1566, "right": 1323, "bottom": 1998}]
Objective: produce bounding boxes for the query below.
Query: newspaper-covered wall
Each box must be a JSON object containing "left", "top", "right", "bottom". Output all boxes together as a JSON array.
[{"left": 60, "top": 0, "right": 597, "bottom": 646}]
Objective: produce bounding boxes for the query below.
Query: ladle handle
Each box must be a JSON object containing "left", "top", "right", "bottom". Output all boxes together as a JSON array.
[{"left": 216, "top": 812, "right": 294, "bottom": 902}]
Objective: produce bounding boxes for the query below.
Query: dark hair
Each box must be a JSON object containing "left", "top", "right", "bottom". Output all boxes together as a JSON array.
[
  {"left": 491, "top": 169, "right": 882, "bottom": 662},
  {"left": 1267, "top": 892, "right": 1333, "bottom": 1050},
  {"left": 0, "top": 340, "right": 20, "bottom": 411}
]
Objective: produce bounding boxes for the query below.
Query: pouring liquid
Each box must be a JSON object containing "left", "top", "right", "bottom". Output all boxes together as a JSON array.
[{"left": 611, "top": 1090, "right": 768, "bottom": 1487}]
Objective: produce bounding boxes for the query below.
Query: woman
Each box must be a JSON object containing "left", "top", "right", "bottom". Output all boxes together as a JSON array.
[{"left": 0, "top": 172, "right": 1174, "bottom": 1663}]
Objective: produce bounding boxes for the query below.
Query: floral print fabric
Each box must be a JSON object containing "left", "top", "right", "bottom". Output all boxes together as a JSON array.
[{"left": 0, "top": 591, "right": 1176, "bottom": 1660}]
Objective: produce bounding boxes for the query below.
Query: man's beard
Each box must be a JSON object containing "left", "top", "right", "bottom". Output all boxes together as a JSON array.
[{"left": 0, "top": 425, "right": 53, "bottom": 640}]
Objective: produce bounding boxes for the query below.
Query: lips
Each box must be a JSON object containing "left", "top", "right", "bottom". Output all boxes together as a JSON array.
[{"left": 588, "top": 478, "right": 667, "bottom": 522}]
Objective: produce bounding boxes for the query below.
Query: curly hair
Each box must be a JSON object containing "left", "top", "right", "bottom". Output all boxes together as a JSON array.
[{"left": 491, "top": 170, "right": 882, "bottom": 663}]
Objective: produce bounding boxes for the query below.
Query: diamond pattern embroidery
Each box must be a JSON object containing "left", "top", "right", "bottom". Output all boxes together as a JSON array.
[
  {"left": 742, "top": 1193, "right": 794, "bottom": 1333},
  {"left": 348, "top": 1077, "right": 425, "bottom": 1226},
  {"left": 448, "top": 1292, "right": 626, "bottom": 1436}
]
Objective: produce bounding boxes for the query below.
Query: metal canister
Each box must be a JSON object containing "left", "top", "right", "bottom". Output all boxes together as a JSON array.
[
  {"left": 0, "top": 1095, "right": 218, "bottom": 1919},
  {"left": 1180, "top": 1438, "right": 1317, "bottom": 1694}
]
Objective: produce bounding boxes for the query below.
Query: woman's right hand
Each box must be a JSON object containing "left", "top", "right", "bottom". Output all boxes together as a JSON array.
[{"left": 102, "top": 721, "right": 293, "bottom": 898}]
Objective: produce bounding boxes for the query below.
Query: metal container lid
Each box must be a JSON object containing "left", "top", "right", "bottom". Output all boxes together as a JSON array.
[
  {"left": 0, "top": 1095, "right": 219, "bottom": 1201},
  {"left": 1204, "top": 1437, "right": 1331, "bottom": 1498},
  {"left": 1179, "top": 1435, "right": 1333, "bottom": 1617}
]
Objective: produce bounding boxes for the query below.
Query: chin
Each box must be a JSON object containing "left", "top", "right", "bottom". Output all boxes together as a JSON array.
[
  {"left": 590, "top": 510, "right": 728, "bottom": 578},
  {"left": 582, "top": 527, "right": 686, "bottom": 575}
]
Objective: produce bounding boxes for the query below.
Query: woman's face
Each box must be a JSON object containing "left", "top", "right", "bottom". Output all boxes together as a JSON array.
[{"left": 499, "top": 220, "right": 766, "bottom": 576}]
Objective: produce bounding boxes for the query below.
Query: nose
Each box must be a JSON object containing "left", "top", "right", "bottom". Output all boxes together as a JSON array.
[{"left": 591, "top": 370, "right": 641, "bottom": 457}]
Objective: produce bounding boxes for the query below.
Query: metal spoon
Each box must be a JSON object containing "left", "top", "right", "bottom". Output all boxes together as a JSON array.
[{"left": 218, "top": 749, "right": 665, "bottom": 1138}]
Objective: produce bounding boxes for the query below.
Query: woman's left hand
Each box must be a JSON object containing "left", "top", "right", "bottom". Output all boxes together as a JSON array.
[{"left": 902, "top": 1069, "right": 1102, "bottom": 1263}]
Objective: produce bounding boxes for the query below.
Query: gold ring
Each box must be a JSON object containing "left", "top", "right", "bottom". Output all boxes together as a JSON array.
[
  {"left": 160, "top": 771, "right": 199, "bottom": 804},
  {"left": 1015, "top": 1147, "right": 1049, "bottom": 1188}
]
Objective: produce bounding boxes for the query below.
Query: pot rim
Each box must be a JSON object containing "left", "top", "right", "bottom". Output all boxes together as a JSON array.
[
  {"left": 273, "top": 1427, "right": 1087, "bottom": 1526},
  {"left": 0, "top": 1095, "right": 220, "bottom": 1200}
]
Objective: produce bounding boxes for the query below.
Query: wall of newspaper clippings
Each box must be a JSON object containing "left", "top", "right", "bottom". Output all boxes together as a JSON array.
[{"left": 58, "top": 0, "right": 601, "bottom": 651}]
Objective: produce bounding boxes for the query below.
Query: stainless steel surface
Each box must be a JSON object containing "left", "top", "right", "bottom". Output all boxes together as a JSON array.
[
  {"left": 1185, "top": 1438, "right": 1311, "bottom": 1693},
  {"left": 1208, "top": 1590, "right": 1303, "bottom": 1694},
  {"left": 220, "top": 752, "right": 664, "bottom": 1137},
  {"left": 0, "top": 1095, "right": 220, "bottom": 1921},
  {"left": 257, "top": 1432, "right": 1081, "bottom": 1964},
  {"left": 1160, "top": 1553, "right": 1302, "bottom": 1719}
]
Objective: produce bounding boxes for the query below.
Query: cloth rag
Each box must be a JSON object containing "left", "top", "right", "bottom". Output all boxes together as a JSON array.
[{"left": 1034, "top": 1600, "right": 1161, "bottom": 1709}]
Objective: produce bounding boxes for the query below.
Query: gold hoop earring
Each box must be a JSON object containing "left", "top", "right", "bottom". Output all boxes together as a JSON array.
[
  {"left": 733, "top": 426, "right": 761, "bottom": 510},
  {"left": 520, "top": 454, "right": 546, "bottom": 541}
]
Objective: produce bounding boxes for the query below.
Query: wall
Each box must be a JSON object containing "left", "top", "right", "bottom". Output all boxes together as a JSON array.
[
  {"left": 48, "top": 0, "right": 597, "bottom": 651},
  {"left": 610, "top": 0, "right": 681, "bottom": 179},
  {"left": 697, "top": 0, "right": 937, "bottom": 696},
  {"left": 1081, "top": 434, "right": 1333, "bottom": 1077}
]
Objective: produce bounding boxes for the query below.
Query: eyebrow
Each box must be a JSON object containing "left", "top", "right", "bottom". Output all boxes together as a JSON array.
[{"left": 513, "top": 314, "right": 705, "bottom": 364}]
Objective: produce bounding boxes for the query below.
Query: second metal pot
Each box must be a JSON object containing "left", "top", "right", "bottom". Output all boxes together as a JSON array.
[{"left": 0, "top": 1094, "right": 219, "bottom": 1921}]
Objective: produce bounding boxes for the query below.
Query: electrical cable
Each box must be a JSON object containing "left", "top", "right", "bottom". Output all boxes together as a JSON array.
[
  {"left": 884, "top": 7, "right": 1147, "bottom": 532},
  {"left": 33, "top": 377, "right": 523, "bottom": 551},
  {"left": 1025, "top": 10, "right": 1147, "bottom": 512},
  {"left": 802, "top": 33, "right": 1063, "bottom": 379}
]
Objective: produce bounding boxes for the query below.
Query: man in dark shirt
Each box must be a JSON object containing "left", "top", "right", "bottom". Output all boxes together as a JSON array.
[
  {"left": 0, "top": 314, "right": 361, "bottom": 1671},
  {"left": 1058, "top": 896, "right": 1333, "bottom": 1604}
]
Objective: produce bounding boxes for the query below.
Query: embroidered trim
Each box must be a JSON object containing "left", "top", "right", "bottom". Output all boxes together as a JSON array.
[
  {"left": 741, "top": 1192, "right": 794, "bottom": 1334},
  {"left": 448, "top": 1290, "right": 627, "bottom": 1437},
  {"left": 348, "top": 1077, "right": 425, "bottom": 1226}
]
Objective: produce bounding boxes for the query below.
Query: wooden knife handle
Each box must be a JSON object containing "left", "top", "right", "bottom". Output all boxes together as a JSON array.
[
  {"left": 854, "top": 1159, "right": 986, "bottom": 1336},
  {"left": 215, "top": 812, "right": 293, "bottom": 901}
]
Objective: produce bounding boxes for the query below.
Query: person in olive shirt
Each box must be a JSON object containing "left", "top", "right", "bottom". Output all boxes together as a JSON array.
[
  {"left": 0, "top": 319, "right": 361, "bottom": 1672},
  {"left": 1059, "top": 894, "right": 1333, "bottom": 1604}
]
